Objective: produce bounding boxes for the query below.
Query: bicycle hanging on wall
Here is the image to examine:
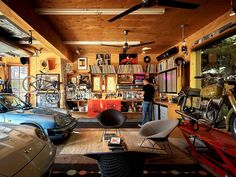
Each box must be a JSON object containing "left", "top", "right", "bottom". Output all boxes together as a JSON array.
[{"left": 22, "top": 71, "right": 61, "bottom": 104}]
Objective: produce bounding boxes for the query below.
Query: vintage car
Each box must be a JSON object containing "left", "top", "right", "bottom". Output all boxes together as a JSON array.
[
  {"left": 0, "top": 93, "right": 78, "bottom": 141},
  {"left": 0, "top": 123, "right": 56, "bottom": 177}
]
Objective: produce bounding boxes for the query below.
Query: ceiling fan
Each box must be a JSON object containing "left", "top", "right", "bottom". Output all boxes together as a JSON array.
[
  {"left": 108, "top": 0, "right": 200, "bottom": 22},
  {"left": 101, "top": 30, "right": 155, "bottom": 54}
]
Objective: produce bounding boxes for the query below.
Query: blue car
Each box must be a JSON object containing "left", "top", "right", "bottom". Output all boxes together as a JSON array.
[{"left": 0, "top": 93, "right": 78, "bottom": 141}]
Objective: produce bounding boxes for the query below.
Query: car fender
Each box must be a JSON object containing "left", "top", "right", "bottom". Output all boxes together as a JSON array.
[
  {"left": 3, "top": 112, "right": 55, "bottom": 129},
  {"left": 20, "top": 121, "right": 43, "bottom": 130},
  {"left": 226, "top": 108, "right": 235, "bottom": 131}
]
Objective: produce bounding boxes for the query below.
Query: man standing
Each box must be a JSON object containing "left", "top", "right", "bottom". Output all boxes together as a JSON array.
[{"left": 140, "top": 78, "right": 155, "bottom": 126}]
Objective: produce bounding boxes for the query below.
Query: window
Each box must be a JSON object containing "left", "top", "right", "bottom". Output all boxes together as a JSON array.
[
  {"left": 158, "top": 68, "right": 177, "bottom": 93},
  {"left": 198, "top": 34, "right": 236, "bottom": 87},
  {"left": 9, "top": 65, "right": 28, "bottom": 100}
]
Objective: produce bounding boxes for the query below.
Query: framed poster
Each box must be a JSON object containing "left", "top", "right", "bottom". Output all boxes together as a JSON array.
[
  {"left": 96, "top": 53, "right": 111, "bottom": 65},
  {"left": 78, "top": 57, "right": 87, "bottom": 70},
  {"left": 119, "top": 54, "right": 138, "bottom": 65},
  {"left": 106, "top": 75, "right": 116, "bottom": 92},
  {"left": 92, "top": 76, "right": 101, "bottom": 92}
]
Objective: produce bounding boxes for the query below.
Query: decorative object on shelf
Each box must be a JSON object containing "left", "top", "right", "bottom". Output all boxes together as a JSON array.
[
  {"left": 96, "top": 54, "right": 111, "bottom": 66},
  {"left": 119, "top": 54, "right": 138, "bottom": 65},
  {"left": 180, "top": 24, "right": 188, "bottom": 56},
  {"left": 143, "top": 56, "right": 151, "bottom": 63},
  {"left": 117, "top": 74, "right": 133, "bottom": 84},
  {"left": 78, "top": 57, "right": 87, "bottom": 70}
]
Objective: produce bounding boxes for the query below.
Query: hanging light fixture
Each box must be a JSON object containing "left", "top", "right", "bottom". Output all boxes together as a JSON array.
[
  {"left": 230, "top": 0, "right": 236, "bottom": 16},
  {"left": 76, "top": 48, "right": 80, "bottom": 54},
  {"left": 180, "top": 24, "right": 188, "bottom": 55}
]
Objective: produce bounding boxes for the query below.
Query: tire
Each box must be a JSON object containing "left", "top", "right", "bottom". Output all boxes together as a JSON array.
[
  {"left": 23, "top": 75, "right": 38, "bottom": 93},
  {"left": 45, "top": 89, "right": 60, "bottom": 104},
  {"left": 230, "top": 113, "right": 236, "bottom": 139}
]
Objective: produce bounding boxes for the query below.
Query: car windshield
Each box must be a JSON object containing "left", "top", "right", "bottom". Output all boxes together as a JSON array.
[{"left": 0, "top": 95, "right": 30, "bottom": 112}]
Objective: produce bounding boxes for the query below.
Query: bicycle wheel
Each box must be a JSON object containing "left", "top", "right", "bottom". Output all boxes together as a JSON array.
[
  {"left": 23, "top": 75, "right": 38, "bottom": 93},
  {"left": 45, "top": 89, "right": 60, "bottom": 104}
]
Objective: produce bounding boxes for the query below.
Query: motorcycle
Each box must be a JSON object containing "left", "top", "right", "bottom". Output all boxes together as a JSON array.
[{"left": 176, "top": 74, "right": 236, "bottom": 139}]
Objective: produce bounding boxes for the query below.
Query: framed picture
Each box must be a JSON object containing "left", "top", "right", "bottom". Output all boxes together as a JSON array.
[
  {"left": 36, "top": 74, "right": 60, "bottom": 91},
  {"left": 78, "top": 57, "right": 87, "bottom": 70},
  {"left": 96, "top": 53, "right": 111, "bottom": 66},
  {"left": 119, "top": 54, "right": 138, "bottom": 65}
]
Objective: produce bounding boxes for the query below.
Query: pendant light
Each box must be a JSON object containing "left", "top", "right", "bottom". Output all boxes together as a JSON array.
[
  {"left": 230, "top": 0, "right": 236, "bottom": 16},
  {"left": 180, "top": 24, "right": 188, "bottom": 55}
]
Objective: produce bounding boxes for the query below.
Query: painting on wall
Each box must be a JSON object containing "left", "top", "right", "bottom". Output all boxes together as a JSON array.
[
  {"left": 119, "top": 54, "right": 138, "bottom": 65},
  {"left": 78, "top": 57, "right": 87, "bottom": 70},
  {"left": 96, "top": 54, "right": 111, "bottom": 66}
]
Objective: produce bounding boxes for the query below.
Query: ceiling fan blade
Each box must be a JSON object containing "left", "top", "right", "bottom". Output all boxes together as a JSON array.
[
  {"left": 122, "top": 47, "right": 128, "bottom": 54},
  {"left": 108, "top": 3, "right": 143, "bottom": 22},
  {"left": 100, "top": 43, "right": 122, "bottom": 48},
  {"left": 130, "top": 41, "right": 155, "bottom": 47},
  {"left": 157, "top": 0, "right": 199, "bottom": 9}
]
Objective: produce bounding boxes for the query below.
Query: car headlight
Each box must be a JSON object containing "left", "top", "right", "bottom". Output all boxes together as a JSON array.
[
  {"left": 54, "top": 114, "right": 71, "bottom": 127},
  {"left": 35, "top": 128, "right": 49, "bottom": 141}
]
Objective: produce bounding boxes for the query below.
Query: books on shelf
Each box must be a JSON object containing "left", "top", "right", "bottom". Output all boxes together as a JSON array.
[
  {"left": 102, "top": 65, "right": 116, "bottom": 74},
  {"left": 146, "top": 64, "right": 158, "bottom": 73},
  {"left": 118, "top": 65, "right": 133, "bottom": 74},
  {"left": 90, "top": 65, "right": 102, "bottom": 74},
  {"left": 158, "top": 57, "right": 176, "bottom": 73},
  {"left": 117, "top": 64, "right": 143, "bottom": 74},
  {"left": 133, "top": 64, "right": 143, "bottom": 73}
]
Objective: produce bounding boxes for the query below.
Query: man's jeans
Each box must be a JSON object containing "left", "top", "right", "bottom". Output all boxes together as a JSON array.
[{"left": 141, "top": 101, "right": 153, "bottom": 125}]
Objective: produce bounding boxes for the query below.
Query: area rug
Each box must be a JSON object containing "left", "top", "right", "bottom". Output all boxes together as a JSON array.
[{"left": 57, "top": 129, "right": 166, "bottom": 155}]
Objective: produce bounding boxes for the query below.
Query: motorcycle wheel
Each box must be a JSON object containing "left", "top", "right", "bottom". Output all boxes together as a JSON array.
[{"left": 230, "top": 113, "right": 236, "bottom": 139}]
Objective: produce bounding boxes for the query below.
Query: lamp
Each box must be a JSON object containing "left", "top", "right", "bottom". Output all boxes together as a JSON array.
[
  {"left": 76, "top": 48, "right": 80, "bottom": 54},
  {"left": 230, "top": 0, "right": 236, "bottom": 16},
  {"left": 36, "top": 8, "right": 165, "bottom": 15},
  {"left": 180, "top": 24, "right": 188, "bottom": 55}
]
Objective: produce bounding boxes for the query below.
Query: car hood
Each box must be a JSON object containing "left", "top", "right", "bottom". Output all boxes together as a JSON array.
[
  {"left": 0, "top": 124, "right": 46, "bottom": 177},
  {"left": 8, "top": 109, "right": 54, "bottom": 119}
]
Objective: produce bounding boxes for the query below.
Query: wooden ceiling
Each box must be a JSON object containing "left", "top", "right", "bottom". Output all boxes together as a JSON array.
[{"left": 1, "top": 0, "right": 233, "bottom": 59}]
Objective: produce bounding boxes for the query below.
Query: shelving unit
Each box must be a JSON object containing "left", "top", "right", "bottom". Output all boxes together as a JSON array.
[{"left": 66, "top": 64, "right": 158, "bottom": 118}]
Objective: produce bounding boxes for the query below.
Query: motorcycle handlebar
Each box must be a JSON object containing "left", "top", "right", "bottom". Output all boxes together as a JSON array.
[{"left": 194, "top": 76, "right": 205, "bottom": 79}]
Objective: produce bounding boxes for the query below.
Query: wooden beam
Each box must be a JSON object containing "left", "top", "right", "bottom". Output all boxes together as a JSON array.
[{"left": 0, "top": 0, "right": 73, "bottom": 61}]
